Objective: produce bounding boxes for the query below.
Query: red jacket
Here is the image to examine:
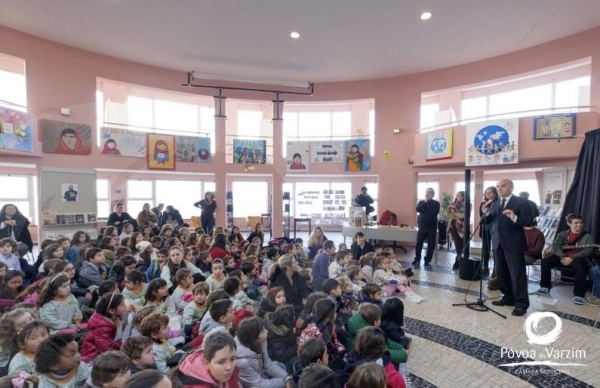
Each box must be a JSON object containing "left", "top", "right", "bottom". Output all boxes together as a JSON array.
[
  {"left": 384, "top": 362, "right": 406, "bottom": 388},
  {"left": 208, "top": 246, "right": 229, "bottom": 260},
  {"left": 524, "top": 227, "right": 545, "bottom": 259},
  {"left": 177, "top": 349, "right": 240, "bottom": 388},
  {"left": 380, "top": 210, "right": 398, "bottom": 226},
  {"left": 80, "top": 312, "right": 122, "bottom": 362}
]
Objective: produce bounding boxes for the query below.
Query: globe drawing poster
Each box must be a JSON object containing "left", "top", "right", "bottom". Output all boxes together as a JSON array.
[
  {"left": 425, "top": 128, "right": 453, "bottom": 161},
  {"left": 465, "top": 119, "right": 519, "bottom": 166}
]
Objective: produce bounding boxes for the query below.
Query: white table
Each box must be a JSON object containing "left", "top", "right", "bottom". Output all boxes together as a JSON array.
[{"left": 342, "top": 223, "right": 438, "bottom": 263}]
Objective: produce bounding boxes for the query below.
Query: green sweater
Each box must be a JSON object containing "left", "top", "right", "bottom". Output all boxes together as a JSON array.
[{"left": 347, "top": 311, "right": 408, "bottom": 363}]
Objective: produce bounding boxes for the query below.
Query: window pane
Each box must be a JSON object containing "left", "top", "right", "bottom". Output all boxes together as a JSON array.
[
  {"left": 282, "top": 182, "right": 294, "bottom": 216},
  {"left": 454, "top": 181, "right": 475, "bottom": 202},
  {"left": 295, "top": 182, "right": 328, "bottom": 219},
  {"left": 420, "top": 104, "right": 439, "bottom": 129},
  {"left": 97, "top": 179, "right": 109, "bottom": 199},
  {"left": 126, "top": 200, "right": 150, "bottom": 216},
  {"left": 513, "top": 179, "right": 540, "bottom": 205},
  {"left": 0, "top": 176, "right": 28, "bottom": 198},
  {"left": 417, "top": 181, "right": 440, "bottom": 201},
  {"left": 365, "top": 182, "right": 378, "bottom": 217},
  {"left": 232, "top": 181, "right": 268, "bottom": 218},
  {"left": 156, "top": 180, "right": 202, "bottom": 219},
  {"left": 461, "top": 96, "right": 487, "bottom": 124},
  {"left": 97, "top": 200, "right": 110, "bottom": 219},
  {"left": 282, "top": 112, "right": 298, "bottom": 157},
  {"left": 369, "top": 110, "right": 375, "bottom": 156},
  {"left": 155, "top": 100, "right": 197, "bottom": 132},
  {"left": 199, "top": 106, "right": 215, "bottom": 131},
  {"left": 127, "top": 180, "right": 153, "bottom": 199},
  {"left": 127, "top": 96, "right": 153, "bottom": 129},
  {"left": 298, "top": 112, "right": 329, "bottom": 139},
  {"left": 555, "top": 76, "right": 591, "bottom": 109},
  {"left": 330, "top": 182, "right": 351, "bottom": 220},
  {"left": 0, "top": 70, "right": 27, "bottom": 110},
  {"left": 331, "top": 111, "right": 351, "bottom": 137},
  {"left": 0, "top": 201, "right": 30, "bottom": 220},
  {"left": 489, "top": 84, "right": 552, "bottom": 118},
  {"left": 238, "top": 110, "right": 263, "bottom": 138},
  {"left": 204, "top": 182, "right": 216, "bottom": 194}
]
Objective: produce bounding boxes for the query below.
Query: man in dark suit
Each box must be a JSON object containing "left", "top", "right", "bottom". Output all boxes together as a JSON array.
[
  {"left": 488, "top": 179, "right": 534, "bottom": 316},
  {"left": 413, "top": 187, "right": 440, "bottom": 267}
]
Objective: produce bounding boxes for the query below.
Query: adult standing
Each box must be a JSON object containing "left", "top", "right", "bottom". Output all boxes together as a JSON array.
[
  {"left": 413, "top": 187, "right": 440, "bottom": 267},
  {"left": 488, "top": 179, "right": 534, "bottom": 316},
  {"left": 355, "top": 186, "right": 375, "bottom": 218},
  {"left": 107, "top": 203, "right": 136, "bottom": 234},
  {"left": 194, "top": 192, "right": 217, "bottom": 234},
  {"left": 0, "top": 204, "right": 33, "bottom": 252},
  {"left": 151, "top": 203, "right": 165, "bottom": 227},
  {"left": 480, "top": 187, "right": 499, "bottom": 278},
  {"left": 518, "top": 192, "right": 540, "bottom": 219},
  {"left": 137, "top": 203, "right": 159, "bottom": 235},
  {"left": 269, "top": 254, "right": 309, "bottom": 316},
  {"left": 447, "top": 191, "right": 466, "bottom": 270}
]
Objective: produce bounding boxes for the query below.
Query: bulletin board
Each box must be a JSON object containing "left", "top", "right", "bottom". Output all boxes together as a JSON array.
[{"left": 40, "top": 168, "right": 98, "bottom": 240}]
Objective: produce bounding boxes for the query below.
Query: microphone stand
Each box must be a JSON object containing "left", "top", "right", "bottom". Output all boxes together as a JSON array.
[{"left": 452, "top": 213, "right": 507, "bottom": 319}]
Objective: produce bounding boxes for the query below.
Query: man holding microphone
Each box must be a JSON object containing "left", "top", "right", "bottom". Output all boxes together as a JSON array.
[{"left": 414, "top": 187, "right": 440, "bottom": 267}]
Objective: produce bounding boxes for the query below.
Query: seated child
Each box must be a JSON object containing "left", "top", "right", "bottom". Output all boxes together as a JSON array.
[
  {"left": 121, "top": 336, "right": 157, "bottom": 374},
  {"left": 0, "top": 238, "right": 20, "bottom": 271},
  {"left": 264, "top": 304, "right": 297, "bottom": 371},
  {"left": 182, "top": 282, "right": 209, "bottom": 337},
  {"left": 172, "top": 268, "right": 194, "bottom": 311},
  {"left": 139, "top": 312, "right": 182, "bottom": 374},
  {"left": 346, "top": 361, "right": 389, "bottom": 388},
  {"left": 298, "top": 363, "right": 338, "bottom": 388},
  {"left": 380, "top": 297, "right": 411, "bottom": 350},
  {"left": 358, "top": 283, "right": 384, "bottom": 309},
  {"left": 0, "top": 307, "right": 35, "bottom": 374},
  {"left": 295, "top": 292, "right": 327, "bottom": 331},
  {"left": 346, "top": 265, "right": 365, "bottom": 298},
  {"left": 206, "top": 259, "right": 227, "bottom": 293},
  {"left": 78, "top": 248, "right": 109, "bottom": 289},
  {"left": 240, "top": 262, "right": 261, "bottom": 301},
  {"left": 143, "top": 278, "right": 176, "bottom": 316},
  {"left": 122, "top": 270, "right": 148, "bottom": 310},
  {"left": 337, "top": 276, "right": 358, "bottom": 322},
  {"left": 328, "top": 250, "right": 350, "bottom": 279},
  {"left": 223, "top": 277, "right": 251, "bottom": 311},
  {"left": 39, "top": 273, "right": 83, "bottom": 334},
  {"left": 202, "top": 299, "right": 234, "bottom": 340},
  {"left": 8, "top": 320, "right": 49, "bottom": 374},
  {"left": 228, "top": 270, "right": 256, "bottom": 308},
  {"left": 347, "top": 303, "right": 407, "bottom": 365},
  {"left": 372, "top": 257, "right": 422, "bottom": 304},
  {"left": 88, "top": 350, "right": 132, "bottom": 388},
  {"left": 258, "top": 286, "right": 286, "bottom": 318},
  {"left": 34, "top": 332, "right": 91, "bottom": 388},
  {"left": 297, "top": 299, "right": 345, "bottom": 362},
  {"left": 81, "top": 293, "right": 126, "bottom": 363},
  {"left": 358, "top": 253, "right": 375, "bottom": 283},
  {"left": 123, "top": 305, "right": 157, "bottom": 342}
]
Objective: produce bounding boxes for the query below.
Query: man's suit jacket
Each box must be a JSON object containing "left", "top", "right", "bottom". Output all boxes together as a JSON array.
[{"left": 491, "top": 195, "right": 534, "bottom": 254}]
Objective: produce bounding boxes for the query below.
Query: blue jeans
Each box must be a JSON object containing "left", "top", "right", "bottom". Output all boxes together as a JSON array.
[
  {"left": 590, "top": 265, "right": 600, "bottom": 297},
  {"left": 201, "top": 217, "right": 215, "bottom": 234}
]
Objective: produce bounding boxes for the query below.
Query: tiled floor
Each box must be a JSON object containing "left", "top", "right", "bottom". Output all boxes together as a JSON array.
[{"left": 302, "top": 232, "right": 600, "bottom": 388}]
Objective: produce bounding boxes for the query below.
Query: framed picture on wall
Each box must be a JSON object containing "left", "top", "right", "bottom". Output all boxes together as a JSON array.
[
  {"left": 147, "top": 134, "right": 176, "bottom": 170},
  {"left": 533, "top": 114, "right": 576, "bottom": 140}
]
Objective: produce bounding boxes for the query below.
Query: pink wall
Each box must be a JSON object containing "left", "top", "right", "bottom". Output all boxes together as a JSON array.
[{"left": 0, "top": 25, "right": 599, "bottom": 230}]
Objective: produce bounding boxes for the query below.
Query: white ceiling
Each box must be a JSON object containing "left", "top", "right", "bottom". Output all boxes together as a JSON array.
[{"left": 2, "top": 0, "right": 600, "bottom": 83}]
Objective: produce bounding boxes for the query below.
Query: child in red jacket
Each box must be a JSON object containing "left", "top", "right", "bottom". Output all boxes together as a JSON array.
[{"left": 80, "top": 293, "right": 126, "bottom": 362}]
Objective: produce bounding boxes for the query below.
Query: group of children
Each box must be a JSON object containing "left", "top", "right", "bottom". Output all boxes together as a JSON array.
[{"left": 0, "top": 223, "right": 414, "bottom": 388}]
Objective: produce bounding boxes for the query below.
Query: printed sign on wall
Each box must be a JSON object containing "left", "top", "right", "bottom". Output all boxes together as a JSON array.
[{"left": 311, "top": 141, "right": 344, "bottom": 163}]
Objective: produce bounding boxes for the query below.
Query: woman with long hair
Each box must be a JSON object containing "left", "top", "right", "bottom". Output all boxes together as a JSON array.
[
  {"left": 247, "top": 223, "right": 265, "bottom": 247},
  {"left": 269, "top": 255, "right": 309, "bottom": 317},
  {"left": 208, "top": 233, "right": 230, "bottom": 260},
  {"left": 307, "top": 227, "right": 328, "bottom": 260},
  {"left": 194, "top": 191, "right": 217, "bottom": 234},
  {"left": 228, "top": 226, "right": 245, "bottom": 244},
  {"left": 479, "top": 186, "right": 499, "bottom": 277},
  {"left": 448, "top": 191, "right": 466, "bottom": 270},
  {"left": 107, "top": 203, "right": 136, "bottom": 234},
  {"left": 137, "top": 203, "right": 159, "bottom": 235},
  {"left": 163, "top": 205, "right": 184, "bottom": 229},
  {"left": 0, "top": 204, "right": 33, "bottom": 252}
]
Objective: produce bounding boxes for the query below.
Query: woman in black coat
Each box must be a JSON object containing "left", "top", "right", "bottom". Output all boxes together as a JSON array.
[
  {"left": 193, "top": 191, "right": 217, "bottom": 234},
  {"left": 0, "top": 204, "right": 33, "bottom": 251},
  {"left": 269, "top": 254, "right": 309, "bottom": 317},
  {"left": 163, "top": 205, "right": 184, "bottom": 229},
  {"left": 107, "top": 203, "right": 136, "bottom": 234}
]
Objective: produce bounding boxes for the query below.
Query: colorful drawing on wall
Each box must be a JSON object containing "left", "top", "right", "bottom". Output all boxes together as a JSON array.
[
  {"left": 533, "top": 113, "right": 576, "bottom": 140},
  {"left": 176, "top": 136, "right": 211, "bottom": 163},
  {"left": 61, "top": 183, "right": 79, "bottom": 202},
  {"left": 425, "top": 128, "right": 453, "bottom": 161},
  {"left": 147, "top": 133, "right": 176, "bottom": 170},
  {"left": 311, "top": 141, "right": 344, "bottom": 163},
  {"left": 0, "top": 107, "right": 35, "bottom": 153},
  {"left": 232, "top": 139, "right": 266, "bottom": 164},
  {"left": 465, "top": 118, "right": 519, "bottom": 166},
  {"left": 285, "top": 141, "right": 309, "bottom": 172},
  {"left": 344, "top": 139, "right": 371, "bottom": 172},
  {"left": 41, "top": 119, "right": 92, "bottom": 155},
  {"left": 100, "top": 127, "right": 146, "bottom": 157}
]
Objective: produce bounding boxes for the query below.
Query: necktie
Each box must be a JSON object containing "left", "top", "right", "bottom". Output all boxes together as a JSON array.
[{"left": 501, "top": 198, "right": 506, "bottom": 209}]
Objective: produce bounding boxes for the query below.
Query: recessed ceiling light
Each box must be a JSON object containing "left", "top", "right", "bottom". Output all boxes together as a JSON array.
[
  {"left": 290, "top": 31, "right": 300, "bottom": 39},
  {"left": 420, "top": 12, "right": 432, "bottom": 20}
]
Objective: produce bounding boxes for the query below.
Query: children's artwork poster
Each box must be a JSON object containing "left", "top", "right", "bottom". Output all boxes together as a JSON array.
[
  {"left": 465, "top": 118, "right": 519, "bottom": 166},
  {"left": 176, "top": 136, "right": 211, "bottom": 163},
  {"left": 232, "top": 139, "right": 266, "bottom": 164},
  {"left": 533, "top": 114, "right": 576, "bottom": 140},
  {"left": 285, "top": 141, "right": 309, "bottom": 172},
  {"left": 42, "top": 210, "right": 58, "bottom": 225},
  {"left": 61, "top": 183, "right": 79, "bottom": 202},
  {"left": 311, "top": 141, "right": 344, "bottom": 163},
  {"left": 147, "top": 133, "right": 176, "bottom": 170},
  {"left": 0, "top": 107, "right": 35, "bottom": 153},
  {"left": 425, "top": 128, "right": 453, "bottom": 161},
  {"left": 41, "top": 119, "right": 92, "bottom": 155},
  {"left": 99, "top": 127, "right": 146, "bottom": 157},
  {"left": 344, "top": 139, "right": 371, "bottom": 172}
]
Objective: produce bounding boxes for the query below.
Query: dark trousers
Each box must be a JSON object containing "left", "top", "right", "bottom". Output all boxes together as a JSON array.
[
  {"left": 201, "top": 217, "right": 215, "bottom": 234},
  {"left": 450, "top": 223, "right": 464, "bottom": 261},
  {"left": 481, "top": 228, "right": 492, "bottom": 268},
  {"left": 540, "top": 254, "right": 588, "bottom": 298},
  {"left": 415, "top": 229, "right": 436, "bottom": 262},
  {"left": 495, "top": 246, "right": 529, "bottom": 310}
]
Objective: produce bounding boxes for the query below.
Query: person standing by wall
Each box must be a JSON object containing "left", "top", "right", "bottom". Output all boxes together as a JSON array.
[
  {"left": 355, "top": 187, "right": 375, "bottom": 218},
  {"left": 414, "top": 187, "right": 440, "bottom": 267},
  {"left": 194, "top": 192, "right": 216, "bottom": 234}
]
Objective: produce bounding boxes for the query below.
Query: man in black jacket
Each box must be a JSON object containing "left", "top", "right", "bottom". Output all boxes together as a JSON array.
[
  {"left": 413, "top": 188, "right": 440, "bottom": 267},
  {"left": 489, "top": 179, "right": 534, "bottom": 316}
]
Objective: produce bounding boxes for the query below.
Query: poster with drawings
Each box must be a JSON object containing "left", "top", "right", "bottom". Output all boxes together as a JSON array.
[
  {"left": 176, "top": 136, "right": 211, "bottom": 163},
  {"left": 0, "top": 107, "right": 35, "bottom": 153},
  {"left": 100, "top": 127, "right": 146, "bottom": 157},
  {"left": 465, "top": 118, "right": 519, "bottom": 166},
  {"left": 285, "top": 141, "right": 309, "bottom": 172}
]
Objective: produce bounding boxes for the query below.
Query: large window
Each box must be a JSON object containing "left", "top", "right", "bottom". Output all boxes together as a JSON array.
[
  {"left": 126, "top": 179, "right": 215, "bottom": 220},
  {"left": 420, "top": 103, "right": 439, "bottom": 130},
  {"left": 484, "top": 179, "right": 540, "bottom": 205},
  {"left": 97, "top": 79, "right": 216, "bottom": 154},
  {"left": 0, "top": 53, "right": 27, "bottom": 111},
  {"left": 365, "top": 182, "right": 378, "bottom": 216},
  {"left": 226, "top": 101, "right": 273, "bottom": 163},
  {"left": 97, "top": 179, "right": 111, "bottom": 219},
  {"left": 369, "top": 109, "right": 375, "bottom": 156},
  {"left": 231, "top": 181, "right": 268, "bottom": 218},
  {"left": 0, "top": 175, "right": 36, "bottom": 222}
]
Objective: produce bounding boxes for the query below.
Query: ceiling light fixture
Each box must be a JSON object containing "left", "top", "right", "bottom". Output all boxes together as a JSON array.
[
  {"left": 420, "top": 11, "right": 432, "bottom": 20},
  {"left": 290, "top": 31, "right": 300, "bottom": 39}
]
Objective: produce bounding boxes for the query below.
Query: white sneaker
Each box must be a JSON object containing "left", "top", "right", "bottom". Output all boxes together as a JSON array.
[{"left": 405, "top": 292, "right": 422, "bottom": 304}]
